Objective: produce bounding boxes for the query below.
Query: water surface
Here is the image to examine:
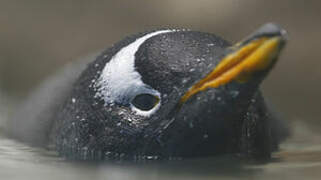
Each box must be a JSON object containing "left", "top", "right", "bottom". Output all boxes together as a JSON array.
[{"left": 1, "top": 118, "right": 321, "bottom": 180}]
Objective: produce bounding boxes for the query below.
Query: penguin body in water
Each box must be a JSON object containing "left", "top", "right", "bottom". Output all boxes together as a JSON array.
[{"left": 7, "top": 23, "right": 288, "bottom": 160}]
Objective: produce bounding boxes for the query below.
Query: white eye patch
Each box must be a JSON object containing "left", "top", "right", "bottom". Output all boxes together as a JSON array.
[{"left": 94, "top": 30, "right": 176, "bottom": 117}]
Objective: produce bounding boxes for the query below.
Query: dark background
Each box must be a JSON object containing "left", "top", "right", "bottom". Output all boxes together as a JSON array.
[{"left": 0, "top": 0, "right": 320, "bottom": 128}]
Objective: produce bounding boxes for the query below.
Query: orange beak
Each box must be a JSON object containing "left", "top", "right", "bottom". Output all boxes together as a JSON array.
[{"left": 180, "top": 29, "right": 286, "bottom": 105}]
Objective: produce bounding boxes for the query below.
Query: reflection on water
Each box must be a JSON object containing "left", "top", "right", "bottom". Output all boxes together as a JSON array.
[{"left": 1, "top": 120, "right": 321, "bottom": 180}]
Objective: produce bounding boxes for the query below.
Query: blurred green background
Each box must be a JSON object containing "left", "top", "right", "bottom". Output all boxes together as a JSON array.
[{"left": 0, "top": 0, "right": 320, "bottom": 128}]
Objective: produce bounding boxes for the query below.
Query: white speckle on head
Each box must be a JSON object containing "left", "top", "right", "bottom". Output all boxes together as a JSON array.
[
  {"left": 94, "top": 30, "right": 176, "bottom": 117},
  {"left": 203, "top": 134, "right": 208, "bottom": 139},
  {"left": 71, "top": 98, "right": 76, "bottom": 103}
]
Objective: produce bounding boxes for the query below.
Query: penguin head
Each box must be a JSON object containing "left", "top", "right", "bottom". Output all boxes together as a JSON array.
[{"left": 54, "top": 23, "right": 287, "bottom": 160}]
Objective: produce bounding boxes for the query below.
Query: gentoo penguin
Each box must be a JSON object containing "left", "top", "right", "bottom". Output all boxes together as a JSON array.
[{"left": 7, "top": 23, "right": 288, "bottom": 160}]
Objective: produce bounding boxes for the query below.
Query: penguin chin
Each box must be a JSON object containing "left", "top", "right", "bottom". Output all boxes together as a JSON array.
[{"left": 143, "top": 83, "right": 262, "bottom": 158}]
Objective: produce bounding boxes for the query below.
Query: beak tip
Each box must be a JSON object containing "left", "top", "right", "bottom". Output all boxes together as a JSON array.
[{"left": 255, "top": 23, "right": 288, "bottom": 41}]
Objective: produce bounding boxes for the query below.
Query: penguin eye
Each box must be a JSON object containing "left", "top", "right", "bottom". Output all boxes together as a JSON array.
[{"left": 131, "top": 94, "right": 160, "bottom": 111}]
